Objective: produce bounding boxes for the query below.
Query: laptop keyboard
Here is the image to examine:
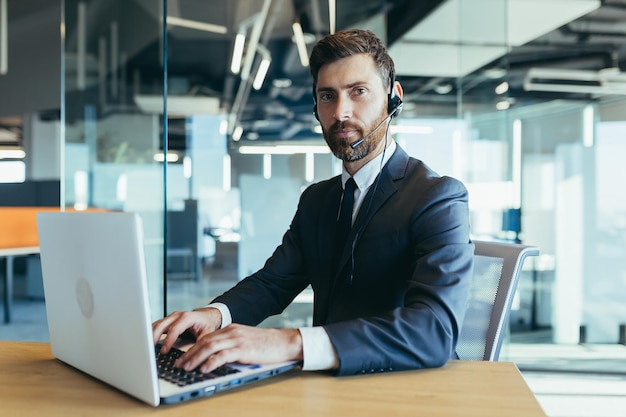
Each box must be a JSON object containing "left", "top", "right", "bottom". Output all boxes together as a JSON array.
[{"left": 155, "top": 344, "right": 241, "bottom": 387}]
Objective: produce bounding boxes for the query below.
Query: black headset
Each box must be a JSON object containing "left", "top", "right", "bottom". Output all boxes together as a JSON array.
[
  {"left": 387, "top": 70, "right": 403, "bottom": 119},
  {"left": 313, "top": 69, "right": 403, "bottom": 121}
]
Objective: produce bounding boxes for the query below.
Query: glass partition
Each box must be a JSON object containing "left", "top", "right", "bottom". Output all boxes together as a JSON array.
[
  {"left": 63, "top": 0, "right": 166, "bottom": 318},
  {"left": 60, "top": 0, "right": 626, "bottom": 374}
]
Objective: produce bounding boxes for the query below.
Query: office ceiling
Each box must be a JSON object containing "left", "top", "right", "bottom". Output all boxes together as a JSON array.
[{"left": 3, "top": 0, "right": 626, "bottom": 149}]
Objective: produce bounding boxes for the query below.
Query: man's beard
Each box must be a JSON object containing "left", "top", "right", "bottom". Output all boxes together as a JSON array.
[{"left": 322, "top": 110, "right": 389, "bottom": 162}]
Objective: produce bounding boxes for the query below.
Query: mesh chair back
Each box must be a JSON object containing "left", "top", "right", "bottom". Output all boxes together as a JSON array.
[{"left": 456, "top": 240, "right": 540, "bottom": 361}]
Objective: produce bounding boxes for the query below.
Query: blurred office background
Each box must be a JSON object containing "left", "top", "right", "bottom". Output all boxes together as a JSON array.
[{"left": 1, "top": 1, "right": 626, "bottom": 415}]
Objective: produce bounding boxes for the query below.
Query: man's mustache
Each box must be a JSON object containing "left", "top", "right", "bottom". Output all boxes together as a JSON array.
[{"left": 330, "top": 121, "right": 362, "bottom": 133}]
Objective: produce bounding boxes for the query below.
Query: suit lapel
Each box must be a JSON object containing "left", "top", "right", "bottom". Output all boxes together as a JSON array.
[
  {"left": 336, "top": 146, "right": 410, "bottom": 276},
  {"left": 324, "top": 147, "right": 410, "bottom": 323}
]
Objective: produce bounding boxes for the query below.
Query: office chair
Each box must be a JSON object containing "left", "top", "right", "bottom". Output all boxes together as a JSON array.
[{"left": 456, "top": 240, "right": 540, "bottom": 361}]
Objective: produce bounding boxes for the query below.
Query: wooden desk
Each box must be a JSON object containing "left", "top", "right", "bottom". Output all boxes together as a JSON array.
[
  {"left": 0, "top": 341, "right": 546, "bottom": 416},
  {"left": 0, "top": 246, "right": 40, "bottom": 323}
]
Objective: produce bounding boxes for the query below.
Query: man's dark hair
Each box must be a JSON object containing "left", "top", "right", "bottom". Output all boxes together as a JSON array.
[{"left": 309, "top": 29, "right": 395, "bottom": 98}]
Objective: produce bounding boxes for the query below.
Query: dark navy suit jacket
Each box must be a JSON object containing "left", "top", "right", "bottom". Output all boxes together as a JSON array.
[{"left": 214, "top": 145, "right": 474, "bottom": 376}]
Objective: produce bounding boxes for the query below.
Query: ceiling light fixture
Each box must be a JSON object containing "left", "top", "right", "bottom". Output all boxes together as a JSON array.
[
  {"left": 483, "top": 68, "right": 507, "bottom": 79},
  {"left": 252, "top": 44, "right": 271, "bottom": 90},
  {"left": 328, "top": 0, "right": 336, "bottom": 34},
  {"left": 495, "top": 81, "right": 509, "bottom": 95},
  {"left": 231, "top": 32, "right": 246, "bottom": 74},
  {"left": 496, "top": 100, "right": 510, "bottom": 110},
  {"left": 239, "top": 145, "right": 331, "bottom": 155},
  {"left": 153, "top": 152, "right": 179, "bottom": 163},
  {"left": 231, "top": 12, "right": 264, "bottom": 75},
  {"left": 219, "top": 119, "right": 228, "bottom": 135},
  {"left": 583, "top": 104, "right": 595, "bottom": 147},
  {"left": 272, "top": 78, "right": 292, "bottom": 88},
  {"left": 433, "top": 83, "right": 453, "bottom": 94},
  {"left": 0, "top": 148, "right": 25, "bottom": 159},
  {"left": 0, "top": 0, "right": 7, "bottom": 74},
  {"left": 292, "top": 22, "right": 309, "bottom": 67},
  {"left": 240, "top": 0, "right": 272, "bottom": 82},
  {"left": 166, "top": 16, "right": 227, "bottom": 34},
  {"left": 134, "top": 95, "right": 220, "bottom": 116},
  {"left": 391, "top": 125, "right": 434, "bottom": 135},
  {"left": 232, "top": 125, "right": 243, "bottom": 141}
]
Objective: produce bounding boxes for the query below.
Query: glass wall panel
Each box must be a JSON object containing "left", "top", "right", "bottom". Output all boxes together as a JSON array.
[
  {"left": 63, "top": 0, "right": 166, "bottom": 319},
  {"left": 58, "top": 0, "right": 626, "bottom": 375}
]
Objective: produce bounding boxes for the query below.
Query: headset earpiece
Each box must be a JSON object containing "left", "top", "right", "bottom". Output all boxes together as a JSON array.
[
  {"left": 388, "top": 94, "right": 403, "bottom": 119},
  {"left": 312, "top": 84, "right": 320, "bottom": 121},
  {"left": 387, "top": 70, "right": 403, "bottom": 119}
]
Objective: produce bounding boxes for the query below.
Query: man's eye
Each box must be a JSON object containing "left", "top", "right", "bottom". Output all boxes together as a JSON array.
[
  {"left": 354, "top": 88, "right": 367, "bottom": 95},
  {"left": 319, "top": 93, "right": 333, "bottom": 101}
]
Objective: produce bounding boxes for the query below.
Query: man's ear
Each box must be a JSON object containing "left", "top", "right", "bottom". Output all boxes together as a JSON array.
[{"left": 394, "top": 81, "right": 404, "bottom": 100}]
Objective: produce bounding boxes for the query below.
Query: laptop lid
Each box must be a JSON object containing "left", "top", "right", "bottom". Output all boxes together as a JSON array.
[
  {"left": 37, "top": 212, "right": 161, "bottom": 405},
  {"left": 37, "top": 212, "right": 299, "bottom": 406}
]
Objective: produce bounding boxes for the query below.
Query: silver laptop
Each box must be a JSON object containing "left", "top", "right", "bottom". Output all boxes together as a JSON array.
[{"left": 36, "top": 211, "right": 299, "bottom": 406}]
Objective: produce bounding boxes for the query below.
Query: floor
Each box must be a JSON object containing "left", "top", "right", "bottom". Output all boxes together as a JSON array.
[
  {"left": 504, "top": 344, "right": 626, "bottom": 417},
  {"left": 2, "top": 265, "right": 626, "bottom": 417}
]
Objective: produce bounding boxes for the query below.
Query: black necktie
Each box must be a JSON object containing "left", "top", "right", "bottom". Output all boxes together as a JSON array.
[{"left": 332, "top": 177, "right": 356, "bottom": 271}]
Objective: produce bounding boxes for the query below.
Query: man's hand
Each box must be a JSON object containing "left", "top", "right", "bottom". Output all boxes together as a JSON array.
[
  {"left": 152, "top": 309, "right": 304, "bottom": 374},
  {"left": 152, "top": 307, "right": 223, "bottom": 355},
  {"left": 174, "top": 324, "right": 303, "bottom": 374}
]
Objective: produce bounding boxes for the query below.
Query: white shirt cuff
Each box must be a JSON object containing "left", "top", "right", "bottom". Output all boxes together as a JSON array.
[
  {"left": 205, "top": 302, "right": 232, "bottom": 328},
  {"left": 298, "top": 326, "right": 339, "bottom": 371}
]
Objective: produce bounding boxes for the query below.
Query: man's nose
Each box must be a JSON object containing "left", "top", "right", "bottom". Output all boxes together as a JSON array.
[{"left": 333, "top": 95, "right": 352, "bottom": 121}]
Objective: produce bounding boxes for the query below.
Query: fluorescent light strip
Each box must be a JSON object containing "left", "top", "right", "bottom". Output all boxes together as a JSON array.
[
  {"left": 0, "top": 149, "right": 26, "bottom": 159},
  {"left": 116, "top": 173, "right": 127, "bottom": 202},
  {"left": 166, "top": 16, "right": 227, "bottom": 34},
  {"left": 74, "top": 171, "right": 88, "bottom": 211},
  {"left": 305, "top": 152, "right": 314, "bottom": 182},
  {"left": 241, "top": 0, "right": 272, "bottom": 81},
  {"left": 239, "top": 145, "right": 331, "bottom": 155},
  {"left": 231, "top": 33, "right": 246, "bottom": 74},
  {"left": 253, "top": 57, "right": 270, "bottom": 90},
  {"left": 0, "top": 0, "right": 7, "bottom": 74},
  {"left": 495, "top": 81, "right": 509, "bottom": 95},
  {"left": 292, "top": 22, "right": 309, "bottom": 67},
  {"left": 263, "top": 154, "right": 272, "bottom": 179},
  {"left": 222, "top": 154, "right": 231, "bottom": 191},
  {"left": 232, "top": 125, "right": 243, "bottom": 141},
  {"left": 183, "top": 156, "right": 192, "bottom": 178},
  {"left": 219, "top": 119, "right": 228, "bottom": 135},
  {"left": 313, "top": 125, "right": 433, "bottom": 135},
  {"left": 328, "top": 0, "right": 336, "bottom": 34},
  {"left": 390, "top": 125, "right": 434, "bottom": 134},
  {"left": 496, "top": 100, "right": 510, "bottom": 110},
  {"left": 583, "top": 104, "right": 594, "bottom": 147},
  {"left": 512, "top": 119, "right": 522, "bottom": 209},
  {"left": 153, "top": 152, "right": 179, "bottom": 162}
]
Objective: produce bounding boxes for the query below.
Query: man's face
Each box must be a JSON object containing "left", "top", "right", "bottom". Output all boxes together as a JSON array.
[{"left": 315, "top": 54, "right": 389, "bottom": 162}]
